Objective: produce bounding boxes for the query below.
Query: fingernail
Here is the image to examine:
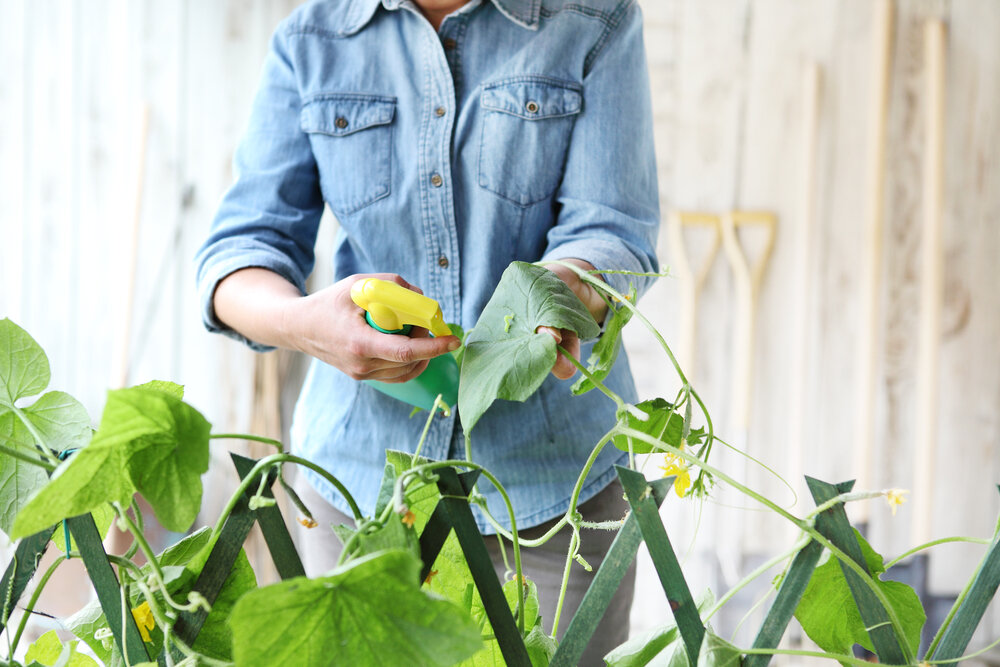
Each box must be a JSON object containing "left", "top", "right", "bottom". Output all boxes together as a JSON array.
[{"left": 448, "top": 340, "right": 460, "bottom": 351}]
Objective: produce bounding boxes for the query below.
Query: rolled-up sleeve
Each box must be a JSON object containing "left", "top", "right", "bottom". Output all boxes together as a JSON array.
[
  {"left": 541, "top": 2, "right": 660, "bottom": 299},
  {"left": 194, "top": 24, "right": 324, "bottom": 351}
]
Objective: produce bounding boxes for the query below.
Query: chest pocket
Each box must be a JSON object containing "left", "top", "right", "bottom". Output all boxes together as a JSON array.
[
  {"left": 478, "top": 77, "right": 583, "bottom": 207},
  {"left": 300, "top": 93, "right": 395, "bottom": 216}
]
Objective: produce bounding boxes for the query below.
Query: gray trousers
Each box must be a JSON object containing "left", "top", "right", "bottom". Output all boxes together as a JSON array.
[{"left": 293, "top": 474, "right": 636, "bottom": 666}]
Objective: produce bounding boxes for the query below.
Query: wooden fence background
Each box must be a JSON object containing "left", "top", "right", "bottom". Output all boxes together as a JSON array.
[{"left": 1, "top": 0, "right": 997, "bottom": 662}]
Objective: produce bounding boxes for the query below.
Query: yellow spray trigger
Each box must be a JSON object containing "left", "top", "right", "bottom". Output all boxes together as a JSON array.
[{"left": 350, "top": 278, "right": 453, "bottom": 338}]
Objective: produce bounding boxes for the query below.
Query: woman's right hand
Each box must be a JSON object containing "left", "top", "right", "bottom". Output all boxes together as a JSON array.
[{"left": 214, "top": 268, "right": 459, "bottom": 383}]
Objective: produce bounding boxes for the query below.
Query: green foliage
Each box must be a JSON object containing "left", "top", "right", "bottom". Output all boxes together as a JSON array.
[
  {"left": 571, "top": 285, "right": 635, "bottom": 396},
  {"left": 66, "top": 527, "right": 257, "bottom": 664},
  {"left": 0, "top": 318, "right": 50, "bottom": 406},
  {"left": 0, "top": 320, "right": 93, "bottom": 539},
  {"left": 794, "top": 529, "right": 925, "bottom": 659},
  {"left": 612, "top": 398, "right": 705, "bottom": 455},
  {"left": 228, "top": 549, "right": 483, "bottom": 667},
  {"left": 12, "top": 384, "right": 211, "bottom": 538},
  {"left": 23, "top": 631, "right": 97, "bottom": 667},
  {"left": 459, "top": 262, "right": 600, "bottom": 433}
]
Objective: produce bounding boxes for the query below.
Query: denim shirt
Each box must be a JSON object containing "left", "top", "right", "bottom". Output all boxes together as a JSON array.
[{"left": 195, "top": 0, "right": 659, "bottom": 532}]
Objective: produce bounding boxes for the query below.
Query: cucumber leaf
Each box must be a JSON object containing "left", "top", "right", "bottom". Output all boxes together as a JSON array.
[
  {"left": 0, "top": 318, "right": 49, "bottom": 406},
  {"left": 0, "top": 320, "right": 93, "bottom": 539},
  {"left": 12, "top": 385, "right": 211, "bottom": 538},
  {"left": 572, "top": 285, "right": 635, "bottom": 396},
  {"left": 0, "top": 411, "right": 50, "bottom": 538},
  {"left": 228, "top": 549, "right": 482, "bottom": 667},
  {"left": 612, "top": 399, "right": 705, "bottom": 455},
  {"left": 794, "top": 529, "right": 925, "bottom": 658},
  {"left": 459, "top": 262, "right": 600, "bottom": 433}
]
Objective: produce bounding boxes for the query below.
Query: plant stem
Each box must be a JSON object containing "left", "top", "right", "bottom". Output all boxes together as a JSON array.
[
  {"left": 740, "top": 647, "right": 898, "bottom": 666},
  {"left": 884, "top": 536, "right": 990, "bottom": 571},
  {"left": 9, "top": 406, "right": 60, "bottom": 466},
  {"left": 0, "top": 440, "right": 56, "bottom": 471},
  {"left": 113, "top": 503, "right": 168, "bottom": 597},
  {"left": 550, "top": 529, "right": 579, "bottom": 637},
  {"left": 412, "top": 396, "right": 445, "bottom": 465},
  {"left": 209, "top": 433, "right": 284, "bottom": 452},
  {"left": 703, "top": 536, "right": 809, "bottom": 623},
  {"left": 208, "top": 453, "right": 363, "bottom": 553},
  {"left": 9, "top": 555, "right": 66, "bottom": 654}
]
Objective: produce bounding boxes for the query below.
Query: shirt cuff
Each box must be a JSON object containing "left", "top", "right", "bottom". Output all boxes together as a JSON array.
[{"left": 196, "top": 240, "right": 308, "bottom": 352}]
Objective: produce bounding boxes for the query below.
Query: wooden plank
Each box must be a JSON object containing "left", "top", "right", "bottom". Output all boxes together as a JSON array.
[
  {"left": 0, "top": 527, "right": 55, "bottom": 636},
  {"left": 746, "top": 480, "right": 853, "bottom": 667},
  {"left": 67, "top": 514, "right": 151, "bottom": 664},
  {"left": 551, "top": 473, "right": 676, "bottom": 667},
  {"left": 618, "top": 467, "right": 704, "bottom": 663},
  {"left": 433, "top": 467, "right": 531, "bottom": 667},
  {"left": 806, "top": 477, "right": 908, "bottom": 664}
]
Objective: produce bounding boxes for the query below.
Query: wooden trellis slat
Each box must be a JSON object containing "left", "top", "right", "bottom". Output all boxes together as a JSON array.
[
  {"left": 0, "top": 526, "right": 55, "bottom": 637},
  {"left": 806, "top": 477, "right": 908, "bottom": 664},
  {"left": 929, "top": 485, "right": 1000, "bottom": 661},
  {"left": 550, "top": 469, "right": 678, "bottom": 667}
]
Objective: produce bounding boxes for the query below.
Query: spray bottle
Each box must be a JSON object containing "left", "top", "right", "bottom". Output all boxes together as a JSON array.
[{"left": 350, "top": 277, "right": 459, "bottom": 412}]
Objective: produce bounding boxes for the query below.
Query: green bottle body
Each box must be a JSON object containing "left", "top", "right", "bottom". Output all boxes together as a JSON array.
[{"left": 362, "top": 314, "right": 459, "bottom": 412}]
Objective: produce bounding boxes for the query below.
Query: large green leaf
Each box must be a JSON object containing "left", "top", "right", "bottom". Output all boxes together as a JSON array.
[
  {"left": 612, "top": 399, "right": 705, "bottom": 455},
  {"left": 17, "top": 391, "right": 92, "bottom": 453},
  {"left": 794, "top": 529, "right": 925, "bottom": 658},
  {"left": 0, "top": 411, "right": 50, "bottom": 537},
  {"left": 228, "top": 549, "right": 483, "bottom": 667},
  {"left": 0, "top": 319, "right": 50, "bottom": 406},
  {"left": 572, "top": 285, "right": 635, "bottom": 396},
  {"left": 12, "top": 436, "right": 134, "bottom": 538},
  {"left": 459, "top": 262, "right": 600, "bottom": 433},
  {"left": 12, "top": 386, "right": 210, "bottom": 538}
]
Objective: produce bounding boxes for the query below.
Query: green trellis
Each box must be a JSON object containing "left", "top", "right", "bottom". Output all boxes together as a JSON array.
[{"left": 2, "top": 456, "right": 998, "bottom": 666}]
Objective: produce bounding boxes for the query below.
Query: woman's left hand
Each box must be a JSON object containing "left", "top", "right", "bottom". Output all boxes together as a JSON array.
[{"left": 539, "top": 259, "right": 608, "bottom": 380}]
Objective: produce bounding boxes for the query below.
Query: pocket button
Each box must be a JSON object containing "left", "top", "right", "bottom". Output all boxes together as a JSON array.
[
  {"left": 525, "top": 101, "right": 539, "bottom": 114},
  {"left": 335, "top": 116, "right": 348, "bottom": 129}
]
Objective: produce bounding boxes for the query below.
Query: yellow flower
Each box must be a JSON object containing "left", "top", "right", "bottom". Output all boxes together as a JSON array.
[
  {"left": 659, "top": 459, "right": 691, "bottom": 498},
  {"left": 401, "top": 510, "right": 416, "bottom": 528},
  {"left": 131, "top": 601, "right": 155, "bottom": 643},
  {"left": 886, "top": 489, "right": 909, "bottom": 516},
  {"left": 297, "top": 516, "right": 318, "bottom": 529}
]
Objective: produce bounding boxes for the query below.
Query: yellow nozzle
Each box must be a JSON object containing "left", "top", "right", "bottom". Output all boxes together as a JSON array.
[{"left": 350, "top": 278, "right": 453, "bottom": 338}]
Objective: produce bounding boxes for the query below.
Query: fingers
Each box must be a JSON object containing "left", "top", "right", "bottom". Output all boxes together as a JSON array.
[{"left": 537, "top": 326, "right": 581, "bottom": 380}]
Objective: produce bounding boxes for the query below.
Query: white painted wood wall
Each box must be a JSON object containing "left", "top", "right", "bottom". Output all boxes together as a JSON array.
[{"left": 1, "top": 0, "right": 997, "bottom": 661}]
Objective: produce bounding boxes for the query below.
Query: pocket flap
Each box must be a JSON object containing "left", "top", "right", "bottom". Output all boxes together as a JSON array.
[
  {"left": 300, "top": 94, "right": 396, "bottom": 137},
  {"left": 481, "top": 77, "right": 583, "bottom": 120}
]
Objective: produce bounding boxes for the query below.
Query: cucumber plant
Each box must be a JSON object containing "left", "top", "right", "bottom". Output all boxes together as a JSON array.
[{"left": 1, "top": 261, "right": 998, "bottom": 666}]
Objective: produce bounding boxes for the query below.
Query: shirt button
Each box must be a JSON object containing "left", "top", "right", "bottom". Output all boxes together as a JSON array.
[
  {"left": 430, "top": 173, "right": 443, "bottom": 187},
  {"left": 438, "top": 255, "right": 450, "bottom": 268},
  {"left": 335, "top": 116, "right": 348, "bottom": 129},
  {"left": 435, "top": 106, "right": 446, "bottom": 117},
  {"left": 443, "top": 38, "right": 457, "bottom": 50}
]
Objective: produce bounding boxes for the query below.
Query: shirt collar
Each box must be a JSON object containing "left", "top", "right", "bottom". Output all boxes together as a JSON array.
[{"left": 347, "top": 0, "right": 540, "bottom": 34}]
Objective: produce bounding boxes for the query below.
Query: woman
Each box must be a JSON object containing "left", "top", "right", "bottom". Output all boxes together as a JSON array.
[{"left": 196, "top": 0, "right": 659, "bottom": 662}]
